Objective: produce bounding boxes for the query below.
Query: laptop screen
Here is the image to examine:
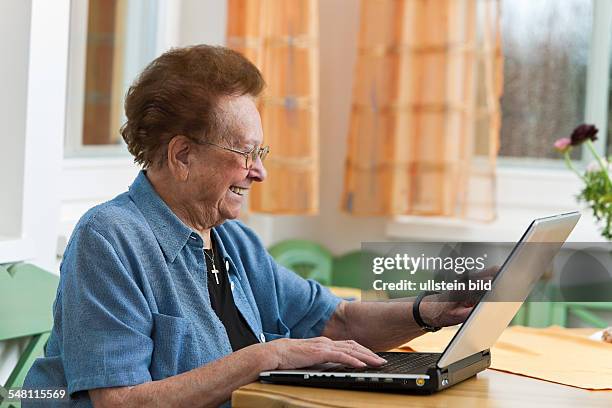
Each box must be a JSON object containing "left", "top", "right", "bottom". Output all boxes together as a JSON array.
[{"left": 436, "top": 212, "right": 580, "bottom": 368}]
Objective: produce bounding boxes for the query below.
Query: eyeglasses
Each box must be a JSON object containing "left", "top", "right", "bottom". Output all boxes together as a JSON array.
[{"left": 197, "top": 140, "right": 270, "bottom": 170}]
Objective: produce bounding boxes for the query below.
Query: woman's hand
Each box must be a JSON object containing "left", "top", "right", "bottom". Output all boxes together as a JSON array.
[
  {"left": 418, "top": 297, "right": 474, "bottom": 328},
  {"left": 419, "top": 266, "right": 499, "bottom": 328},
  {"left": 263, "top": 337, "right": 387, "bottom": 370}
]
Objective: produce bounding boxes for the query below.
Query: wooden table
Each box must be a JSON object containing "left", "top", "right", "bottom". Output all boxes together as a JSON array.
[
  {"left": 233, "top": 327, "right": 612, "bottom": 407},
  {"left": 233, "top": 370, "right": 612, "bottom": 407}
]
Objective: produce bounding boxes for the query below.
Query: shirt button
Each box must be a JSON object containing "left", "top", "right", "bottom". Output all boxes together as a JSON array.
[
  {"left": 259, "top": 333, "right": 266, "bottom": 343},
  {"left": 230, "top": 281, "right": 235, "bottom": 291}
]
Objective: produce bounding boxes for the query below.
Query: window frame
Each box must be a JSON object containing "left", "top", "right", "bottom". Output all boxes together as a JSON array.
[
  {"left": 64, "top": 0, "right": 179, "bottom": 157},
  {"left": 583, "top": 0, "right": 611, "bottom": 159}
]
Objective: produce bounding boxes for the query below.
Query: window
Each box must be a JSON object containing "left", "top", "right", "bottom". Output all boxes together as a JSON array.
[
  {"left": 499, "top": 0, "right": 593, "bottom": 161},
  {"left": 65, "top": 0, "right": 160, "bottom": 156},
  {"left": 389, "top": 0, "right": 612, "bottom": 242},
  {"left": 58, "top": 1, "right": 180, "bottom": 259}
]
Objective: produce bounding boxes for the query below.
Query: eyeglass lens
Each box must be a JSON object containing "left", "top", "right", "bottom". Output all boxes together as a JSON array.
[{"left": 246, "top": 146, "right": 269, "bottom": 169}]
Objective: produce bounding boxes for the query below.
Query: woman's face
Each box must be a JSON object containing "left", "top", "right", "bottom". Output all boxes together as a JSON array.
[{"left": 185, "top": 95, "right": 266, "bottom": 227}]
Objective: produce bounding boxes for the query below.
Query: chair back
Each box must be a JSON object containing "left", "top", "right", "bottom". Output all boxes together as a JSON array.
[
  {"left": 0, "top": 263, "right": 59, "bottom": 408},
  {"left": 268, "top": 240, "right": 333, "bottom": 285}
]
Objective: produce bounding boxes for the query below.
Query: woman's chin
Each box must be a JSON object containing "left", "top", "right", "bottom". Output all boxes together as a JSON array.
[{"left": 220, "top": 205, "right": 242, "bottom": 222}]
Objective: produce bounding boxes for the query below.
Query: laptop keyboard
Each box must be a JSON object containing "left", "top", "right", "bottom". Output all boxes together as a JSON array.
[{"left": 323, "top": 352, "right": 440, "bottom": 374}]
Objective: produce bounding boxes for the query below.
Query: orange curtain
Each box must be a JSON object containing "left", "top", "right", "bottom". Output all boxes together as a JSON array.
[
  {"left": 342, "top": 0, "right": 502, "bottom": 221},
  {"left": 227, "top": 0, "right": 319, "bottom": 214}
]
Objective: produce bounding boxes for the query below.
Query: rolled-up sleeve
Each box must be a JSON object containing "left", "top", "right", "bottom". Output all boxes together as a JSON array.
[{"left": 60, "top": 224, "right": 153, "bottom": 395}]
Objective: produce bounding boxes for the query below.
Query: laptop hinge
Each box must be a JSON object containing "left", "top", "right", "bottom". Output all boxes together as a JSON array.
[{"left": 438, "top": 349, "right": 489, "bottom": 371}]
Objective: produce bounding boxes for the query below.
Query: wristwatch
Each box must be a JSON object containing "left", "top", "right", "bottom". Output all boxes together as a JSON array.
[{"left": 413, "top": 291, "right": 442, "bottom": 332}]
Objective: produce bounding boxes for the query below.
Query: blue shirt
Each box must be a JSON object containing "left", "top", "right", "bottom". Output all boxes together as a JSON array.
[{"left": 24, "top": 171, "right": 341, "bottom": 407}]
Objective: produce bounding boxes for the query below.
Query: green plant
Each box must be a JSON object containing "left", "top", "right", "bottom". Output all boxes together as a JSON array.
[{"left": 555, "top": 124, "right": 612, "bottom": 239}]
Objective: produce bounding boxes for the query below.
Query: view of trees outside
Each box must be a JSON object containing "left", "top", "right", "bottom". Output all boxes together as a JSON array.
[{"left": 499, "top": 0, "right": 592, "bottom": 159}]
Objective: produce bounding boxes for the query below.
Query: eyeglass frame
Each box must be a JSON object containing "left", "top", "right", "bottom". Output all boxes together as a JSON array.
[{"left": 195, "top": 140, "right": 270, "bottom": 170}]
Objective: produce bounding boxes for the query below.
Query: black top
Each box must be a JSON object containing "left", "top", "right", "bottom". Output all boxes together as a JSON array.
[{"left": 204, "top": 239, "right": 259, "bottom": 351}]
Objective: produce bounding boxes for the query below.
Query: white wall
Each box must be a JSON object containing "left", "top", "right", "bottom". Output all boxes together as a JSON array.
[
  {"left": 0, "top": 0, "right": 34, "bottom": 387},
  {"left": 179, "top": 0, "right": 227, "bottom": 46},
  {"left": 0, "top": 0, "right": 30, "bottom": 241},
  {"left": 0, "top": 0, "right": 68, "bottom": 269},
  {"left": 0, "top": 0, "right": 70, "bottom": 386}
]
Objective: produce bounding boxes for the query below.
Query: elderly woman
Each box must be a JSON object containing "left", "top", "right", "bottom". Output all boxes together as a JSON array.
[{"left": 24, "top": 45, "right": 472, "bottom": 407}]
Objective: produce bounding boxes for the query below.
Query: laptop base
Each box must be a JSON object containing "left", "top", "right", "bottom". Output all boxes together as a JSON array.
[{"left": 260, "top": 350, "right": 491, "bottom": 394}]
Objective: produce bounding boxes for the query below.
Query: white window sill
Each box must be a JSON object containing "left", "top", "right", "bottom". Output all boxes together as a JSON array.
[
  {"left": 386, "top": 166, "right": 607, "bottom": 242},
  {"left": 0, "top": 236, "right": 34, "bottom": 264},
  {"left": 61, "top": 157, "right": 140, "bottom": 201}
]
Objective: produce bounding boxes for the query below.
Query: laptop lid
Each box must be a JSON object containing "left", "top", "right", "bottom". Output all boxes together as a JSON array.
[{"left": 436, "top": 211, "right": 580, "bottom": 368}]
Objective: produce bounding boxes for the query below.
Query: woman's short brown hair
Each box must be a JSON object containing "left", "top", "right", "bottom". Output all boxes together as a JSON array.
[{"left": 121, "top": 45, "right": 265, "bottom": 168}]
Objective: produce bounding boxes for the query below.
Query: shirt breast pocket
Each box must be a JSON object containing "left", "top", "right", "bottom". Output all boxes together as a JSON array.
[
  {"left": 263, "top": 320, "right": 290, "bottom": 342},
  {"left": 150, "top": 312, "right": 198, "bottom": 379}
]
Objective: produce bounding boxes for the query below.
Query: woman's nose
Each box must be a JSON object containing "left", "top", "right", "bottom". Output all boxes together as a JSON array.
[{"left": 248, "top": 156, "right": 267, "bottom": 182}]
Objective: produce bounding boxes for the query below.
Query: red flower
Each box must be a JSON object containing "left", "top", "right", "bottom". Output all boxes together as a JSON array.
[{"left": 570, "top": 124, "right": 598, "bottom": 146}]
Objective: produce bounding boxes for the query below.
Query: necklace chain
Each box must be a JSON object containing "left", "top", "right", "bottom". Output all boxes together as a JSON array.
[{"left": 203, "top": 246, "right": 216, "bottom": 268}]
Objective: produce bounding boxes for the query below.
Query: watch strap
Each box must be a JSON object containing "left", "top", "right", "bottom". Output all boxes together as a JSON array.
[{"left": 413, "top": 291, "right": 442, "bottom": 332}]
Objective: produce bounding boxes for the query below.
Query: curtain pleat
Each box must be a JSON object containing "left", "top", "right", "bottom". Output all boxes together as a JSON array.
[
  {"left": 227, "top": 0, "right": 320, "bottom": 214},
  {"left": 342, "top": 0, "right": 502, "bottom": 221}
]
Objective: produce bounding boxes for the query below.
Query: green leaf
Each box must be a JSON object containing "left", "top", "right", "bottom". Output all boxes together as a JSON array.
[{"left": 599, "top": 194, "right": 612, "bottom": 204}]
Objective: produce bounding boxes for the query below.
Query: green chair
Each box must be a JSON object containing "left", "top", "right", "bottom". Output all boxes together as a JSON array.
[
  {"left": 546, "top": 280, "right": 612, "bottom": 327},
  {"left": 548, "top": 302, "right": 611, "bottom": 328},
  {"left": 512, "top": 280, "right": 612, "bottom": 328},
  {"left": 331, "top": 250, "right": 383, "bottom": 289},
  {"left": 538, "top": 281, "right": 612, "bottom": 327},
  {"left": 515, "top": 302, "right": 612, "bottom": 328},
  {"left": 269, "top": 240, "right": 333, "bottom": 285},
  {"left": 331, "top": 251, "right": 364, "bottom": 289},
  {"left": 0, "top": 263, "right": 59, "bottom": 408}
]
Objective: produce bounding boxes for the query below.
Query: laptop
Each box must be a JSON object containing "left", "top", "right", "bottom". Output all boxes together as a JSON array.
[{"left": 259, "top": 211, "right": 581, "bottom": 394}]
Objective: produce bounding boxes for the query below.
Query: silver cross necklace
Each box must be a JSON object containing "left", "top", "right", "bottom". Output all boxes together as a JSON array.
[{"left": 203, "top": 246, "right": 220, "bottom": 285}]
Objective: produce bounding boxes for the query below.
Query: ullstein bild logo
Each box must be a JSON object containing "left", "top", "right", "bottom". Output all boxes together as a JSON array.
[{"left": 371, "top": 277, "right": 492, "bottom": 292}]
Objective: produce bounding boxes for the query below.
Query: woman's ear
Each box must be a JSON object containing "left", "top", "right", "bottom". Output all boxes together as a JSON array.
[{"left": 166, "top": 135, "right": 192, "bottom": 181}]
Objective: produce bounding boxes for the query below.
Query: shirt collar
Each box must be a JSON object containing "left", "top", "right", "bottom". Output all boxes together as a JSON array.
[{"left": 128, "top": 170, "right": 193, "bottom": 262}]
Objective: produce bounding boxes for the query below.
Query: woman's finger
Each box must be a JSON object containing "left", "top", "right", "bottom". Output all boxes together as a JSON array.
[
  {"left": 333, "top": 340, "right": 386, "bottom": 366},
  {"left": 346, "top": 340, "right": 381, "bottom": 360},
  {"left": 323, "top": 350, "right": 368, "bottom": 368}
]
